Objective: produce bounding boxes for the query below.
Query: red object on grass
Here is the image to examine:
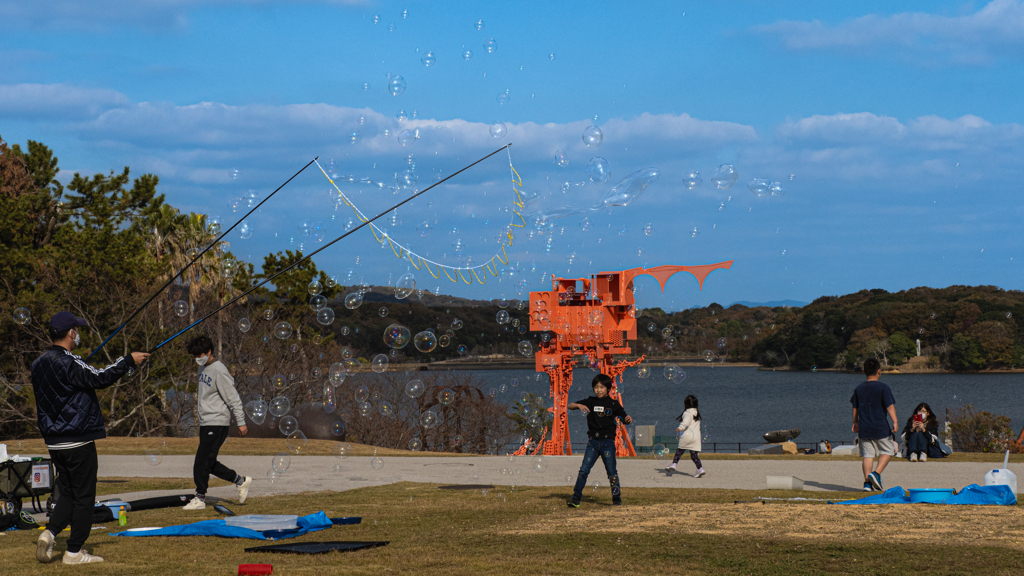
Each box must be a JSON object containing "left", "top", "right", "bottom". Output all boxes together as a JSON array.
[{"left": 238, "top": 564, "right": 273, "bottom": 575}]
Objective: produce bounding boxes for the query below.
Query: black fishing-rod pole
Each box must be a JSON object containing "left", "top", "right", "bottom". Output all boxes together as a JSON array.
[
  {"left": 148, "top": 143, "right": 512, "bottom": 353},
  {"left": 88, "top": 157, "right": 319, "bottom": 359}
]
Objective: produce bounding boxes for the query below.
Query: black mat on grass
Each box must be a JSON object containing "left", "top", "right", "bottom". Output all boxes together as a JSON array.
[
  {"left": 244, "top": 541, "right": 389, "bottom": 554},
  {"left": 438, "top": 484, "right": 495, "bottom": 490}
]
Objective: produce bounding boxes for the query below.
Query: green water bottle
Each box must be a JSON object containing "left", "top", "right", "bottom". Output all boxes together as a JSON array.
[{"left": 118, "top": 507, "right": 126, "bottom": 527}]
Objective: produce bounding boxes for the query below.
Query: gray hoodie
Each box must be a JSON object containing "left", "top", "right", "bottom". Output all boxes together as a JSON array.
[{"left": 197, "top": 360, "right": 246, "bottom": 427}]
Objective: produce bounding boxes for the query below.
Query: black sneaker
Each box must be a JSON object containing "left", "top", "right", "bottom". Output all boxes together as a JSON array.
[
  {"left": 612, "top": 499, "right": 622, "bottom": 506},
  {"left": 868, "top": 471, "right": 883, "bottom": 491},
  {"left": 567, "top": 500, "right": 580, "bottom": 508}
]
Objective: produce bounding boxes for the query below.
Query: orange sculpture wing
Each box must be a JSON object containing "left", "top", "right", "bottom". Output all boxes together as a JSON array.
[{"left": 636, "top": 261, "right": 733, "bottom": 292}]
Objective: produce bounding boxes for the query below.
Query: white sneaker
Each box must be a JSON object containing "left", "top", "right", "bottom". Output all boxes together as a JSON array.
[
  {"left": 183, "top": 497, "right": 206, "bottom": 510},
  {"left": 664, "top": 463, "right": 676, "bottom": 470},
  {"left": 63, "top": 549, "right": 104, "bottom": 564},
  {"left": 910, "top": 452, "right": 918, "bottom": 462},
  {"left": 695, "top": 468, "right": 706, "bottom": 478},
  {"left": 920, "top": 453, "right": 927, "bottom": 462},
  {"left": 237, "top": 476, "right": 252, "bottom": 504},
  {"left": 36, "top": 529, "right": 55, "bottom": 563}
]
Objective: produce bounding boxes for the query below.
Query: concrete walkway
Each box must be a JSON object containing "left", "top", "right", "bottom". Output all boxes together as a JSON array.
[{"left": 88, "top": 454, "right": 1019, "bottom": 504}]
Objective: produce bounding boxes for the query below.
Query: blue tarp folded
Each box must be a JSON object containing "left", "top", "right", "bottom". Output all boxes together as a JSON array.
[
  {"left": 111, "top": 511, "right": 334, "bottom": 540},
  {"left": 831, "top": 484, "right": 1017, "bottom": 506}
]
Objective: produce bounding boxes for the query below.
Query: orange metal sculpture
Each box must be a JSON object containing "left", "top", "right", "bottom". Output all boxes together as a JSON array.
[{"left": 515, "top": 261, "right": 733, "bottom": 457}]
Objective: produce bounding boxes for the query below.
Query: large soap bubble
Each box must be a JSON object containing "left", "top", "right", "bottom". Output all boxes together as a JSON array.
[
  {"left": 586, "top": 158, "right": 610, "bottom": 184},
  {"left": 309, "top": 295, "right": 326, "bottom": 311},
  {"left": 279, "top": 416, "right": 298, "bottom": 436},
  {"left": 372, "top": 354, "right": 389, "bottom": 373},
  {"left": 274, "top": 322, "right": 293, "bottom": 339},
  {"left": 483, "top": 38, "right": 497, "bottom": 53},
  {"left": 238, "top": 220, "right": 253, "bottom": 239},
  {"left": 420, "top": 410, "right": 437, "bottom": 427},
  {"left": 405, "top": 379, "right": 425, "bottom": 398},
  {"left": 328, "top": 362, "right": 346, "bottom": 386},
  {"left": 272, "top": 452, "right": 291, "bottom": 473},
  {"left": 438, "top": 388, "right": 456, "bottom": 406},
  {"left": 683, "top": 170, "right": 702, "bottom": 189},
  {"left": 388, "top": 75, "right": 406, "bottom": 96},
  {"left": 489, "top": 121, "right": 507, "bottom": 138},
  {"left": 247, "top": 398, "right": 268, "bottom": 425},
  {"left": 414, "top": 331, "right": 438, "bottom": 353},
  {"left": 383, "top": 324, "right": 412, "bottom": 348},
  {"left": 395, "top": 273, "right": 416, "bottom": 299},
  {"left": 711, "top": 164, "right": 738, "bottom": 190},
  {"left": 316, "top": 308, "right": 335, "bottom": 325},
  {"left": 770, "top": 181, "right": 785, "bottom": 196},
  {"left": 496, "top": 310, "right": 510, "bottom": 324},
  {"left": 747, "top": 178, "right": 770, "bottom": 197},
  {"left": 582, "top": 125, "right": 603, "bottom": 148},
  {"left": 13, "top": 307, "right": 31, "bottom": 325},
  {"left": 344, "top": 292, "right": 363, "bottom": 309},
  {"left": 599, "top": 168, "right": 659, "bottom": 209},
  {"left": 307, "top": 279, "right": 323, "bottom": 296},
  {"left": 286, "top": 431, "right": 308, "bottom": 454},
  {"left": 144, "top": 449, "right": 162, "bottom": 466},
  {"left": 174, "top": 300, "right": 188, "bottom": 317},
  {"left": 636, "top": 363, "right": 651, "bottom": 378},
  {"left": 269, "top": 396, "right": 291, "bottom": 417},
  {"left": 371, "top": 456, "right": 385, "bottom": 470},
  {"left": 451, "top": 318, "right": 464, "bottom": 330},
  {"left": 420, "top": 51, "right": 435, "bottom": 66},
  {"left": 518, "top": 341, "right": 533, "bottom": 356}
]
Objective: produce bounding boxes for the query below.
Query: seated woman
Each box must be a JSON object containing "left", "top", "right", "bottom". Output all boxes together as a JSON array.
[{"left": 902, "top": 402, "right": 945, "bottom": 461}]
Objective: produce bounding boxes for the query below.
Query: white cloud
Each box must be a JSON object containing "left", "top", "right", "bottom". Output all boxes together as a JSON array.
[
  {"left": 0, "top": 84, "right": 131, "bottom": 120},
  {"left": 754, "top": 0, "right": 1024, "bottom": 66}
]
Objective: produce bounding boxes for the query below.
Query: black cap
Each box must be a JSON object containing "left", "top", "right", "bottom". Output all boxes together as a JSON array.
[{"left": 48, "top": 311, "right": 88, "bottom": 334}]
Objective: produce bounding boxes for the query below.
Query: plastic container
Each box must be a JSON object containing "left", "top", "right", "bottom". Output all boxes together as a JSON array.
[
  {"left": 766, "top": 475, "right": 804, "bottom": 490},
  {"left": 984, "top": 469, "right": 1017, "bottom": 495},
  {"left": 907, "top": 488, "right": 955, "bottom": 503},
  {"left": 225, "top": 515, "right": 299, "bottom": 531}
]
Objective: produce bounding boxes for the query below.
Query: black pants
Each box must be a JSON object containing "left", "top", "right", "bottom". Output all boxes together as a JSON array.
[
  {"left": 194, "top": 426, "right": 237, "bottom": 496},
  {"left": 46, "top": 443, "right": 98, "bottom": 554}
]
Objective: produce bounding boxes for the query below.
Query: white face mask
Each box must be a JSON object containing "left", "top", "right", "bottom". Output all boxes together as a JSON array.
[
  {"left": 71, "top": 329, "right": 81, "bottom": 348},
  {"left": 195, "top": 355, "right": 209, "bottom": 366}
]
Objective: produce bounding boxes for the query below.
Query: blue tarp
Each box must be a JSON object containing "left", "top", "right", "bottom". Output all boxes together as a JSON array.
[
  {"left": 111, "top": 511, "right": 334, "bottom": 540},
  {"left": 831, "top": 484, "right": 1016, "bottom": 506}
]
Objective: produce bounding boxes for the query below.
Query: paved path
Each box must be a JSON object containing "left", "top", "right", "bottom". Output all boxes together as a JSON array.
[{"left": 89, "top": 454, "right": 1020, "bottom": 504}]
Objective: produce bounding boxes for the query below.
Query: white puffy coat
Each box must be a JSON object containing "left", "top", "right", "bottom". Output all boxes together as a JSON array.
[{"left": 676, "top": 408, "right": 702, "bottom": 452}]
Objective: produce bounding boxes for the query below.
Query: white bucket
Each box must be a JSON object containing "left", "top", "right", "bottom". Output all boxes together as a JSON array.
[{"left": 984, "top": 450, "right": 1017, "bottom": 494}]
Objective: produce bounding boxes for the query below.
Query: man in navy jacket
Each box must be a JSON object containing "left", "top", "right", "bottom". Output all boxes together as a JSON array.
[{"left": 31, "top": 311, "right": 149, "bottom": 565}]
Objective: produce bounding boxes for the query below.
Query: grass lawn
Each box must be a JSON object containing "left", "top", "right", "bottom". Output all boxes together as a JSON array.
[{"left": 5, "top": 482, "right": 1024, "bottom": 575}]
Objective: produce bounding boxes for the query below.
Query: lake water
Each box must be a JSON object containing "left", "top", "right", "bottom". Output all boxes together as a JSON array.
[{"left": 464, "top": 367, "right": 1024, "bottom": 452}]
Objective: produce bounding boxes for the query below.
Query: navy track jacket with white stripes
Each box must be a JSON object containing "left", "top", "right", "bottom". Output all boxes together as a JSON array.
[{"left": 31, "top": 346, "right": 136, "bottom": 444}]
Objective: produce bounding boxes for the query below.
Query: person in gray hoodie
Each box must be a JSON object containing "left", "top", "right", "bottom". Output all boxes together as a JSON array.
[{"left": 184, "top": 335, "right": 251, "bottom": 510}]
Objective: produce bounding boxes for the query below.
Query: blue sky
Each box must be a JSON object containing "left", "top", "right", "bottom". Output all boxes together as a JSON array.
[{"left": 3, "top": 0, "right": 1023, "bottom": 310}]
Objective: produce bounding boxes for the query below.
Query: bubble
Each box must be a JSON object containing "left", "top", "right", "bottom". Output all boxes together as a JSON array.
[
  {"left": 711, "top": 164, "right": 738, "bottom": 190},
  {"left": 600, "top": 168, "right": 659, "bottom": 209},
  {"left": 383, "top": 324, "right": 411, "bottom": 349},
  {"left": 238, "top": 220, "right": 253, "bottom": 239},
  {"left": 1008, "top": 312, "right": 1013, "bottom": 319},
  {"left": 338, "top": 292, "right": 361, "bottom": 310},
  {"left": 279, "top": 416, "right": 298, "bottom": 436},
  {"left": 388, "top": 75, "right": 406, "bottom": 96},
  {"left": 582, "top": 125, "right": 603, "bottom": 148},
  {"left": 747, "top": 177, "right": 770, "bottom": 197},
  {"left": 144, "top": 449, "right": 162, "bottom": 466},
  {"left": 548, "top": 52, "right": 556, "bottom": 61},
  {"left": 398, "top": 129, "right": 415, "bottom": 146},
  {"left": 511, "top": 378, "right": 519, "bottom": 387},
  {"left": 341, "top": 327, "right": 351, "bottom": 337},
  {"left": 379, "top": 401, "right": 394, "bottom": 417},
  {"left": 372, "top": 354, "right": 389, "bottom": 373},
  {"left": 307, "top": 279, "right": 324, "bottom": 296},
  {"left": 451, "top": 318, "right": 464, "bottom": 330},
  {"left": 643, "top": 223, "right": 655, "bottom": 236},
  {"left": 363, "top": 82, "right": 369, "bottom": 90},
  {"left": 498, "top": 299, "right": 509, "bottom": 308},
  {"left": 930, "top": 312, "right": 937, "bottom": 320},
  {"left": 683, "top": 170, "right": 702, "bottom": 189},
  {"left": 263, "top": 309, "right": 275, "bottom": 321},
  {"left": 379, "top": 306, "right": 389, "bottom": 318},
  {"left": 769, "top": 181, "right": 785, "bottom": 196},
  {"left": 328, "top": 363, "right": 346, "bottom": 387},
  {"left": 272, "top": 452, "right": 291, "bottom": 473},
  {"left": 420, "top": 51, "right": 435, "bottom": 66},
  {"left": 174, "top": 300, "right": 188, "bottom": 317},
  {"left": 585, "top": 157, "right": 611, "bottom": 184},
  {"left": 395, "top": 273, "right": 416, "bottom": 299},
  {"left": 665, "top": 337, "right": 677, "bottom": 348},
  {"left": 483, "top": 38, "right": 497, "bottom": 53},
  {"left": 370, "top": 456, "right": 385, "bottom": 470},
  {"left": 554, "top": 150, "right": 568, "bottom": 167},
  {"left": 489, "top": 121, "right": 507, "bottom": 138},
  {"left": 308, "top": 295, "right": 327, "bottom": 311},
  {"left": 717, "top": 337, "right": 727, "bottom": 348},
  {"left": 918, "top": 327, "right": 925, "bottom": 335},
  {"left": 462, "top": 49, "right": 473, "bottom": 60},
  {"left": 269, "top": 396, "right": 291, "bottom": 417},
  {"left": 420, "top": 410, "right": 437, "bottom": 427},
  {"left": 247, "top": 399, "right": 267, "bottom": 425},
  {"left": 663, "top": 365, "right": 685, "bottom": 383},
  {"left": 355, "top": 385, "right": 369, "bottom": 402},
  {"left": 414, "top": 331, "right": 438, "bottom": 353},
  {"left": 702, "top": 350, "right": 715, "bottom": 362},
  {"left": 331, "top": 422, "right": 346, "bottom": 437},
  {"left": 475, "top": 18, "right": 484, "bottom": 30},
  {"left": 496, "top": 310, "right": 510, "bottom": 324},
  {"left": 691, "top": 227, "right": 699, "bottom": 238},
  {"left": 274, "top": 321, "right": 293, "bottom": 339},
  {"left": 518, "top": 340, "right": 533, "bottom": 356},
  {"left": 438, "top": 388, "right": 456, "bottom": 406},
  {"left": 496, "top": 91, "right": 509, "bottom": 105},
  {"left": 404, "top": 379, "right": 425, "bottom": 398},
  {"left": 286, "top": 430, "right": 308, "bottom": 455},
  {"left": 457, "top": 344, "right": 467, "bottom": 355},
  {"left": 317, "top": 308, "right": 335, "bottom": 325},
  {"left": 532, "top": 456, "right": 548, "bottom": 473},
  {"left": 637, "top": 364, "right": 651, "bottom": 378},
  {"left": 409, "top": 438, "right": 422, "bottom": 451},
  {"left": 267, "top": 470, "right": 278, "bottom": 483}
]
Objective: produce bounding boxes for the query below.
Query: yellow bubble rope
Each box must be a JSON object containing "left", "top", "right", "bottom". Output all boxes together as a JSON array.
[{"left": 316, "top": 148, "right": 526, "bottom": 286}]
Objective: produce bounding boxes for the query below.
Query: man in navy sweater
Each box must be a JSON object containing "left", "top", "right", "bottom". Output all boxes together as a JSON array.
[{"left": 31, "top": 312, "right": 149, "bottom": 565}]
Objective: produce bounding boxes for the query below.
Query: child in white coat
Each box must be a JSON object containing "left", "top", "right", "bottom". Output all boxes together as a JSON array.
[{"left": 666, "top": 395, "right": 704, "bottom": 477}]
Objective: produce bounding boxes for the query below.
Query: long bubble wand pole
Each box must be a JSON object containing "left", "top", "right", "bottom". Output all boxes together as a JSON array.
[
  {"left": 148, "top": 143, "right": 512, "bottom": 354},
  {"left": 88, "top": 157, "right": 320, "bottom": 359}
]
